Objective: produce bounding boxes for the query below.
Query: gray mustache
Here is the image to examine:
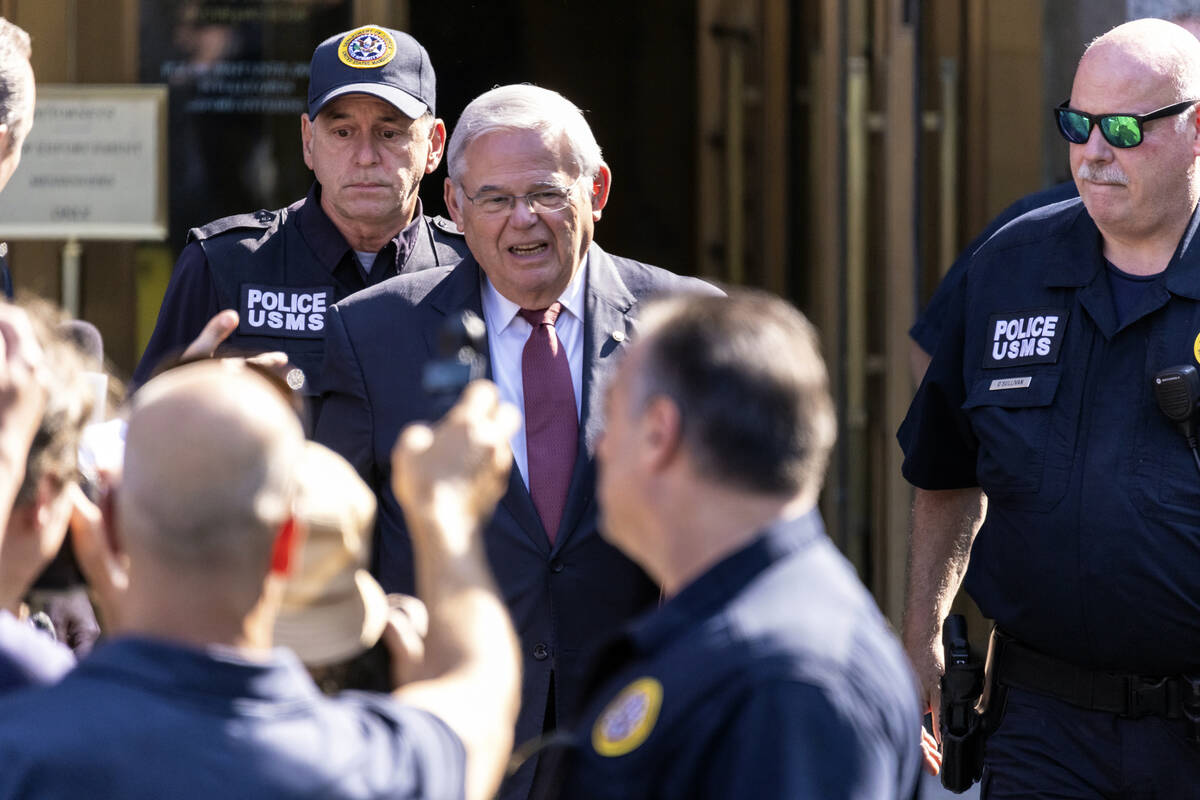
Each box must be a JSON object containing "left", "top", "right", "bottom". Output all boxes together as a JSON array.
[{"left": 1076, "top": 164, "right": 1129, "bottom": 185}]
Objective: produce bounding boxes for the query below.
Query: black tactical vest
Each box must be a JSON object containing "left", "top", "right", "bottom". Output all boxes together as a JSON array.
[{"left": 195, "top": 206, "right": 466, "bottom": 394}]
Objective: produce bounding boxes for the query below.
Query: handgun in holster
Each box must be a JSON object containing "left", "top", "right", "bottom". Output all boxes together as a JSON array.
[{"left": 939, "top": 614, "right": 986, "bottom": 793}]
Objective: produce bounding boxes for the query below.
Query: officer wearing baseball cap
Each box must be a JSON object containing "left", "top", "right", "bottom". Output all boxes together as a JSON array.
[{"left": 134, "top": 25, "right": 467, "bottom": 395}]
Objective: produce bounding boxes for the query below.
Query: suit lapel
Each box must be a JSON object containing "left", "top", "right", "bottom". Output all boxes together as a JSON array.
[
  {"left": 553, "top": 244, "right": 636, "bottom": 551},
  {"left": 424, "top": 255, "right": 489, "bottom": 365},
  {"left": 432, "top": 256, "right": 549, "bottom": 552}
]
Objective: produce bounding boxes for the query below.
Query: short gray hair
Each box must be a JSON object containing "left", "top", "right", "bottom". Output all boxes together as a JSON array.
[
  {"left": 446, "top": 84, "right": 604, "bottom": 185},
  {"left": 0, "top": 19, "right": 32, "bottom": 147},
  {"left": 629, "top": 291, "right": 837, "bottom": 500}
]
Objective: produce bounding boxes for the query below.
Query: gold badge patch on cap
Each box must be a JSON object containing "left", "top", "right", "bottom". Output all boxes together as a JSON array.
[
  {"left": 1193, "top": 331, "right": 1200, "bottom": 365},
  {"left": 338, "top": 26, "right": 396, "bottom": 69},
  {"left": 591, "top": 677, "right": 663, "bottom": 757}
]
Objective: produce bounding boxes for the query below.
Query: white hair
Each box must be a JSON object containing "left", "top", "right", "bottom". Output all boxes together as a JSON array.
[{"left": 446, "top": 84, "right": 604, "bottom": 185}]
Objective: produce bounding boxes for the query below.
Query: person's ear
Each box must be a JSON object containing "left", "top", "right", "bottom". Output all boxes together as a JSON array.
[
  {"left": 444, "top": 178, "right": 466, "bottom": 231},
  {"left": 425, "top": 118, "right": 446, "bottom": 174},
  {"left": 269, "top": 517, "right": 302, "bottom": 577},
  {"left": 1191, "top": 106, "right": 1200, "bottom": 158},
  {"left": 590, "top": 165, "right": 612, "bottom": 222},
  {"left": 300, "top": 114, "right": 315, "bottom": 170},
  {"left": 641, "top": 395, "right": 682, "bottom": 472}
]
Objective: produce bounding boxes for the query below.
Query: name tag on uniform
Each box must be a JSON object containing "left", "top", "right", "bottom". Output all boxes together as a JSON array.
[
  {"left": 239, "top": 285, "right": 331, "bottom": 339},
  {"left": 989, "top": 376, "right": 1032, "bottom": 391},
  {"left": 984, "top": 308, "right": 1068, "bottom": 368}
]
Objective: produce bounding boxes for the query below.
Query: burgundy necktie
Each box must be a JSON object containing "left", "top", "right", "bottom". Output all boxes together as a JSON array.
[{"left": 519, "top": 303, "right": 578, "bottom": 543}]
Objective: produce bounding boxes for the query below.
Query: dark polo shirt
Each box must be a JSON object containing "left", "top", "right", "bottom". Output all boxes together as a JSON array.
[
  {"left": 558, "top": 511, "right": 922, "bottom": 799},
  {"left": 0, "top": 636, "right": 465, "bottom": 799}
]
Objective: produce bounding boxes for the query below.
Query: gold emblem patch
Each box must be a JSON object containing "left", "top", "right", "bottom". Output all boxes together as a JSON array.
[
  {"left": 591, "top": 677, "right": 663, "bottom": 757},
  {"left": 1193, "top": 332, "right": 1200, "bottom": 365},
  {"left": 337, "top": 26, "right": 396, "bottom": 69}
]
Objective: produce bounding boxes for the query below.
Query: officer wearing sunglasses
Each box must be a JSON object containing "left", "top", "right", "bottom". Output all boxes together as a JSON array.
[
  {"left": 900, "top": 18, "right": 1200, "bottom": 798},
  {"left": 909, "top": 13, "right": 1200, "bottom": 386},
  {"left": 1056, "top": 99, "right": 1199, "bottom": 149}
]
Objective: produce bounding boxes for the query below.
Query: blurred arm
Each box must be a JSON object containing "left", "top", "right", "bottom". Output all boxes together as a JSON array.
[{"left": 388, "top": 381, "right": 522, "bottom": 800}]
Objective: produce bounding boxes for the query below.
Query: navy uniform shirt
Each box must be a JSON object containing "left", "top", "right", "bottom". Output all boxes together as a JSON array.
[
  {"left": 899, "top": 198, "right": 1200, "bottom": 674},
  {"left": 558, "top": 511, "right": 922, "bottom": 800},
  {"left": 0, "top": 636, "right": 464, "bottom": 799},
  {"left": 132, "top": 184, "right": 467, "bottom": 390}
]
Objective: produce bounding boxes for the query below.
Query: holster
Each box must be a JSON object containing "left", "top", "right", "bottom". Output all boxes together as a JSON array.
[{"left": 939, "top": 618, "right": 1003, "bottom": 793}]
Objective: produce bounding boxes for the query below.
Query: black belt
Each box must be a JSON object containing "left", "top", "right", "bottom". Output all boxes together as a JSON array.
[{"left": 993, "top": 630, "right": 1200, "bottom": 721}]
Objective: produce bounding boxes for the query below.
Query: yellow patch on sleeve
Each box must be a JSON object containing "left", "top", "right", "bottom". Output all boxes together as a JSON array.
[{"left": 591, "top": 677, "right": 663, "bottom": 757}]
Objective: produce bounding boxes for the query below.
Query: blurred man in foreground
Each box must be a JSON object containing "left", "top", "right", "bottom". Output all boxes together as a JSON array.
[
  {"left": 557, "top": 291, "right": 921, "bottom": 798},
  {"left": 0, "top": 360, "right": 520, "bottom": 800}
]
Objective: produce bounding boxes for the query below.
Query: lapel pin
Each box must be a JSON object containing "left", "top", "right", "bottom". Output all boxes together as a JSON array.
[{"left": 611, "top": 330, "right": 626, "bottom": 343}]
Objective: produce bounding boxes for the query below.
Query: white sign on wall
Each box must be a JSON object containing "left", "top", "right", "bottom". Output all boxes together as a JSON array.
[{"left": 0, "top": 85, "right": 167, "bottom": 240}]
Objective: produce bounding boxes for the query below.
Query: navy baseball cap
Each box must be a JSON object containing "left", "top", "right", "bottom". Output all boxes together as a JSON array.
[{"left": 307, "top": 25, "right": 435, "bottom": 119}]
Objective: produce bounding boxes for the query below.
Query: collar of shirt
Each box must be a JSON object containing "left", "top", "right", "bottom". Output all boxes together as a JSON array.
[
  {"left": 479, "top": 255, "right": 588, "bottom": 335},
  {"left": 625, "top": 509, "right": 826, "bottom": 657},
  {"left": 82, "top": 635, "right": 320, "bottom": 707},
  {"left": 297, "top": 183, "right": 425, "bottom": 280},
  {"left": 574, "top": 509, "right": 826, "bottom": 702},
  {"left": 480, "top": 257, "right": 588, "bottom": 488},
  {"left": 1039, "top": 200, "right": 1200, "bottom": 301},
  {"left": 1164, "top": 203, "right": 1200, "bottom": 300}
]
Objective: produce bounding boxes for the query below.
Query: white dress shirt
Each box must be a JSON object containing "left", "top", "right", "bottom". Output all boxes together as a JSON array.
[{"left": 480, "top": 258, "right": 587, "bottom": 489}]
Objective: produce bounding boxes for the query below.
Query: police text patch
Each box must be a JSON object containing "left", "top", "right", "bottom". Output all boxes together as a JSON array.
[
  {"left": 984, "top": 308, "right": 1068, "bottom": 368},
  {"left": 239, "top": 285, "right": 331, "bottom": 339}
]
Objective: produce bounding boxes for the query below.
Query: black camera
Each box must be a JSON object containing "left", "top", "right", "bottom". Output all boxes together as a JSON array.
[{"left": 422, "top": 310, "right": 487, "bottom": 416}]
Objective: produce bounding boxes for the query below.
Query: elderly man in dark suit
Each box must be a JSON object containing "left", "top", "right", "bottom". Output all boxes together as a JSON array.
[{"left": 314, "top": 83, "right": 716, "bottom": 800}]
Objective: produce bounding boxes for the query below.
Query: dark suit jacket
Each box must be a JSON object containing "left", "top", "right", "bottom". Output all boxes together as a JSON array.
[{"left": 314, "top": 242, "right": 718, "bottom": 800}]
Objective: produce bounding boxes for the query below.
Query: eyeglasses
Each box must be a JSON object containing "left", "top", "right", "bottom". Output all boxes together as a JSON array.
[
  {"left": 1055, "top": 99, "right": 1198, "bottom": 148},
  {"left": 462, "top": 178, "right": 583, "bottom": 215}
]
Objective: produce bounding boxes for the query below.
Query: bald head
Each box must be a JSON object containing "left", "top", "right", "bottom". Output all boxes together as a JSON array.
[
  {"left": 1079, "top": 19, "right": 1200, "bottom": 100},
  {"left": 119, "top": 361, "right": 303, "bottom": 579},
  {"left": 1068, "top": 19, "right": 1200, "bottom": 248}
]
